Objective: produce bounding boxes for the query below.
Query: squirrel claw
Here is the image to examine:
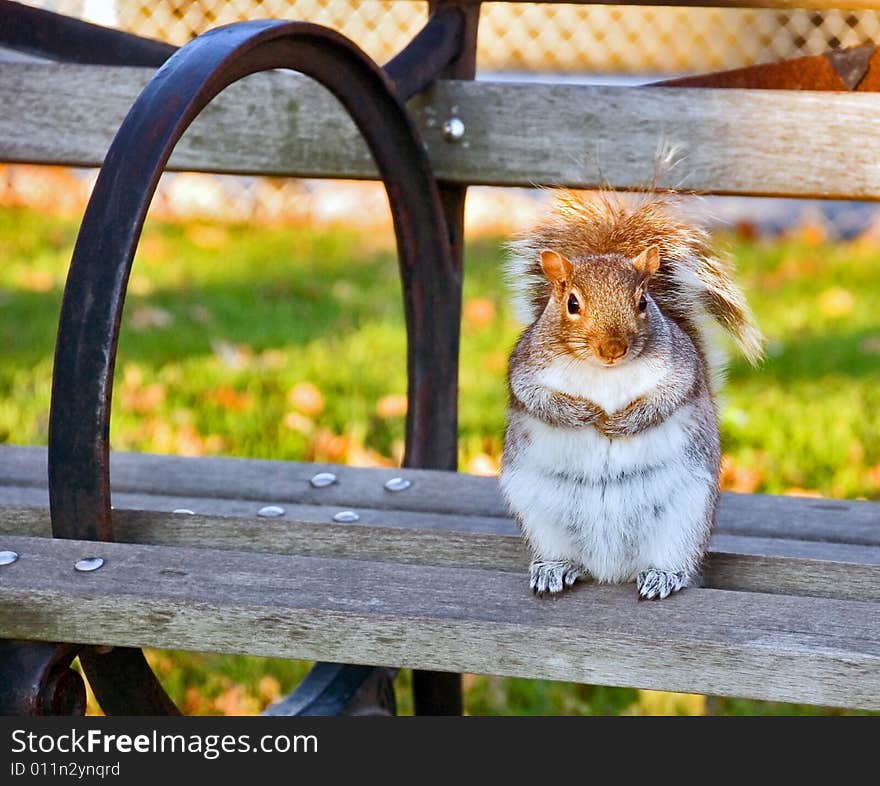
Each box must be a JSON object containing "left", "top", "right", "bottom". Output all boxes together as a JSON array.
[
  {"left": 637, "top": 569, "right": 688, "bottom": 600},
  {"left": 529, "top": 560, "right": 581, "bottom": 596}
]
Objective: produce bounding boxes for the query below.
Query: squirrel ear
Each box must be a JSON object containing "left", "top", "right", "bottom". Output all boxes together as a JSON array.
[
  {"left": 540, "top": 249, "right": 573, "bottom": 285},
  {"left": 633, "top": 245, "right": 661, "bottom": 277}
]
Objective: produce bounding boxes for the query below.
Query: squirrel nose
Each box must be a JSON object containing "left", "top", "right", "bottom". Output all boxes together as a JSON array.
[{"left": 597, "top": 338, "right": 628, "bottom": 362}]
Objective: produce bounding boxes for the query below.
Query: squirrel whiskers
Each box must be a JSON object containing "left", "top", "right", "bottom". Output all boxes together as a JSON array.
[{"left": 500, "top": 189, "right": 764, "bottom": 600}]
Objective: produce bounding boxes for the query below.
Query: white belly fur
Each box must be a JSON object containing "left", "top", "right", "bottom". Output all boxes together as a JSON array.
[{"left": 501, "top": 406, "right": 713, "bottom": 583}]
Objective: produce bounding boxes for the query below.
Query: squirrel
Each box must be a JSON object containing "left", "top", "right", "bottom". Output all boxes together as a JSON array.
[{"left": 499, "top": 190, "right": 763, "bottom": 600}]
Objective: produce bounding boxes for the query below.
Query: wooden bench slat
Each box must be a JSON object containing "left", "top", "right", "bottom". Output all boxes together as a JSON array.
[
  {"left": 0, "top": 46, "right": 50, "bottom": 63},
  {"left": 1, "top": 505, "right": 878, "bottom": 601},
  {"left": 416, "top": 81, "right": 880, "bottom": 199},
  {"left": 0, "top": 533, "right": 876, "bottom": 709},
  {"left": 2, "top": 446, "right": 877, "bottom": 546},
  {"left": 0, "top": 482, "right": 518, "bottom": 536},
  {"left": 6, "top": 479, "right": 878, "bottom": 552},
  {"left": 4, "top": 64, "right": 880, "bottom": 199}
]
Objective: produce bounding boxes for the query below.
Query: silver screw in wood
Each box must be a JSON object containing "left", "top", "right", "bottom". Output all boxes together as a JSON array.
[
  {"left": 332, "top": 510, "right": 360, "bottom": 523},
  {"left": 442, "top": 117, "right": 465, "bottom": 142},
  {"left": 310, "top": 472, "right": 337, "bottom": 488},
  {"left": 74, "top": 557, "right": 104, "bottom": 572},
  {"left": 0, "top": 550, "right": 19, "bottom": 566},
  {"left": 384, "top": 477, "right": 412, "bottom": 492},
  {"left": 258, "top": 505, "right": 285, "bottom": 518}
]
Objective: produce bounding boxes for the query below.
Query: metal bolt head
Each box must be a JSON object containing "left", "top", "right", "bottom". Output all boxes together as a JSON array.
[
  {"left": 74, "top": 557, "right": 104, "bottom": 572},
  {"left": 384, "top": 477, "right": 412, "bottom": 492},
  {"left": 442, "top": 117, "right": 465, "bottom": 142},
  {"left": 258, "top": 505, "right": 285, "bottom": 518},
  {"left": 0, "top": 550, "right": 19, "bottom": 566},
  {"left": 332, "top": 510, "right": 360, "bottom": 523},
  {"left": 172, "top": 508, "right": 195, "bottom": 515},
  {"left": 310, "top": 472, "right": 337, "bottom": 488}
]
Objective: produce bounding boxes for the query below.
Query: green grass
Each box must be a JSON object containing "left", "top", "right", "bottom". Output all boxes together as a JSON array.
[{"left": 2, "top": 205, "right": 878, "bottom": 715}]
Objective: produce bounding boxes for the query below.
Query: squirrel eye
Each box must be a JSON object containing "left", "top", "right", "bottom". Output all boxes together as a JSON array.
[
  {"left": 638, "top": 294, "right": 648, "bottom": 312},
  {"left": 567, "top": 293, "right": 581, "bottom": 315}
]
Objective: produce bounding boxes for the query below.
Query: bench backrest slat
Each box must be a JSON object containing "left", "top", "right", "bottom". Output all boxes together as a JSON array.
[{"left": 3, "top": 63, "right": 880, "bottom": 200}]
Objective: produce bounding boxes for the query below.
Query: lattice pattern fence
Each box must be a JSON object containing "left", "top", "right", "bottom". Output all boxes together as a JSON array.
[{"left": 23, "top": 1, "right": 880, "bottom": 74}]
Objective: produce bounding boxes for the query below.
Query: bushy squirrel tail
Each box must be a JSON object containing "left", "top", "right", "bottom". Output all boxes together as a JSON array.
[{"left": 505, "top": 189, "right": 765, "bottom": 366}]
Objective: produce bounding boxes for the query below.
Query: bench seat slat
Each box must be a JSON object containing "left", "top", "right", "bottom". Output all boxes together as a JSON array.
[
  {"left": 2, "top": 446, "right": 877, "bottom": 546},
  {"left": 0, "top": 483, "right": 518, "bottom": 536},
  {"left": 1, "top": 506, "right": 878, "bottom": 601},
  {"left": 4, "top": 64, "right": 880, "bottom": 199},
  {"left": 0, "top": 533, "right": 876, "bottom": 710}
]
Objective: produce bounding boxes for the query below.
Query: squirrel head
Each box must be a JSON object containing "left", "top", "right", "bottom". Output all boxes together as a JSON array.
[{"left": 538, "top": 246, "right": 661, "bottom": 367}]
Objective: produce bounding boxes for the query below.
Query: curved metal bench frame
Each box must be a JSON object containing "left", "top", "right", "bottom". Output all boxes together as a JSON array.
[{"left": 3, "top": 8, "right": 477, "bottom": 716}]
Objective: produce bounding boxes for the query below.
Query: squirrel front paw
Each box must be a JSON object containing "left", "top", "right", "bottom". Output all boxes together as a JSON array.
[
  {"left": 529, "top": 560, "right": 582, "bottom": 596},
  {"left": 637, "top": 569, "right": 688, "bottom": 600}
]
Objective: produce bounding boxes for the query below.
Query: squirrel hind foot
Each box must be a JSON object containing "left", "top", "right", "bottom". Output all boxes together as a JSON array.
[
  {"left": 637, "top": 569, "right": 688, "bottom": 601},
  {"left": 529, "top": 560, "right": 582, "bottom": 597}
]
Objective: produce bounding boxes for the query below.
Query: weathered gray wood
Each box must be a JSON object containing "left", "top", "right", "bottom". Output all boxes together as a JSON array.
[
  {"left": 0, "top": 534, "right": 876, "bottom": 709},
  {"left": 413, "top": 81, "right": 880, "bottom": 199},
  {"left": 714, "top": 495, "right": 880, "bottom": 547},
  {"left": 705, "top": 548, "right": 880, "bottom": 603},
  {"left": 1, "top": 446, "right": 878, "bottom": 544},
  {"left": 0, "top": 64, "right": 375, "bottom": 176},
  {"left": 705, "top": 531, "right": 880, "bottom": 601},
  {"left": 5, "top": 64, "right": 880, "bottom": 199},
  {"left": 0, "top": 483, "right": 519, "bottom": 536},
  {"left": 0, "top": 46, "right": 50, "bottom": 64},
  {"left": 0, "top": 444, "right": 507, "bottom": 516},
  {"left": 5, "top": 483, "right": 879, "bottom": 601},
  {"left": 0, "top": 505, "right": 525, "bottom": 571},
  {"left": 2, "top": 505, "right": 878, "bottom": 601}
]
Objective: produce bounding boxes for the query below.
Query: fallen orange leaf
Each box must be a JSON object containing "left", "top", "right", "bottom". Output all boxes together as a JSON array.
[
  {"left": 209, "top": 385, "right": 253, "bottom": 412},
  {"left": 309, "top": 428, "right": 350, "bottom": 463},
  {"left": 283, "top": 411, "right": 314, "bottom": 434},
  {"left": 185, "top": 224, "right": 229, "bottom": 249},
  {"left": 376, "top": 393, "right": 407, "bottom": 419},
  {"left": 483, "top": 352, "right": 507, "bottom": 372},
  {"left": 17, "top": 269, "right": 54, "bottom": 292},
  {"left": 347, "top": 443, "right": 394, "bottom": 468},
  {"left": 783, "top": 487, "right": 823, "bottom": 498},
  {"left": 121, "top": 383, "right": 166, "bottom": 415},
  {"left": 289, "top": 382, "right": 325, "bottom": 416},
  {"left": 865, "top": 465, "right": 880, "bottom": 488},
  {"left": 464, "top": 297, "right": 497, "bottom": 329},
  {"left": 798, "top": 222, "right": 827, "bottom": 246},
  {"left": 257, "top": 675, "right": 282, "bottom": 703},
  {"left": 719, "top": 455, "right": 764, "bottom": 494}
]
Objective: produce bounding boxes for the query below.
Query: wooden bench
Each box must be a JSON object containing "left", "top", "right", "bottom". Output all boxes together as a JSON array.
[{"left": 0, "top": 0, "right": 877, "bottom": 715}]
